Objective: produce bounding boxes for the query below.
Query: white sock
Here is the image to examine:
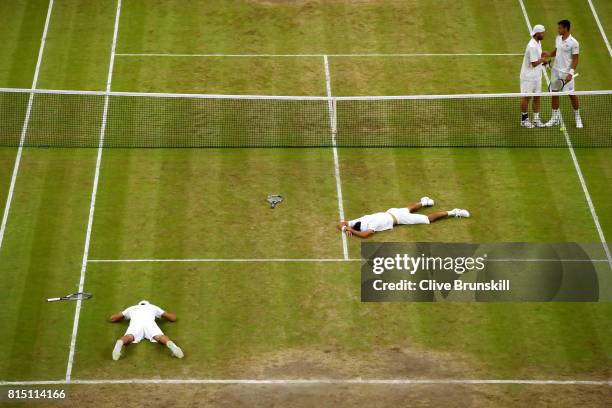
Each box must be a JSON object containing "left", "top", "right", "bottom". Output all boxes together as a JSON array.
[
  {"left": 534, "top": 112, "right": 540, "bottom": 120},
  {"left": 447, "top": 209, "right": 456, "bottom": 217},
  {"left": 552, "top": 109, "right": 560, "bottom": 118},
  {"left": 574, "top": 109, "right": 581, "bottom": 118},
  {"left": 166, "top": 341, "right": 175, "bottom": 349}
]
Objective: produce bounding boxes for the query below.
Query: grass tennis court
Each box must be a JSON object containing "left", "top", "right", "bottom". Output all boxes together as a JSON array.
[{"left": 0, "top": 0, "right": 611, "bottom": 406}]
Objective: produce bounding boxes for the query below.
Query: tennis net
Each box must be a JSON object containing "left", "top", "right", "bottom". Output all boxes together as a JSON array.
[{"left": 1, "top": 88, "right": 611, "bottom": 148}]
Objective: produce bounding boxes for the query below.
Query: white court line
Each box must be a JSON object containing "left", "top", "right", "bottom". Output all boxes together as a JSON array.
[
  {"left": 518, "top": 0, "right": 612, "bottom": 272},
  {"left": 324, "top": 55, "right": 349, "bottom": 260},
  {"left": 65, "top": 0, "right": 122, "bottom": 382},
  {"left": 0, "top": 0, "right": 54, "bottom": 251},
  {"left": 0, "top": 378, "right": 609, "bottom": 386},
  {"left": 86, "top": 258, "right": 608, "bottom": 264},
  {"left": 587, "top": 0, "right": 612, "bottom": 58},
  {"left": 115, "top": 52, "right": 522, "bottom": 58},
  {"left": 88, "top": 258, "right": 361, "bottom": 263}
]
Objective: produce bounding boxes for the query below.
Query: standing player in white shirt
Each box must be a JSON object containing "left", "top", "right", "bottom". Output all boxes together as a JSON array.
[
  {"left": 110, "top": 300, "right": 184, "bottom": 360},
  {"left": 545, "top": 20, "right": 583, "bottom": 128},
  {"left": 337, "top": 197, "right": 469, "bottom": 239},
  {"left": 519, "top": 24, "right": 548, "bottom": 128}
]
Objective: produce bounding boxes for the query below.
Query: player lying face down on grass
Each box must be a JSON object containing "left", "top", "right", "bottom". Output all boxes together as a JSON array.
[
  {"left": 337, "top": 197, "right": 469, "bottom": 238},
  {"left": 109, "top": 300, "right": 184, "bottom": 360}
]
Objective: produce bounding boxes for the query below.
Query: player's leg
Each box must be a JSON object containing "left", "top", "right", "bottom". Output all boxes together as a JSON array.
[
  {"left": 546, "top": 96, "right": 561, "bottom": 127},
  {"left": 428, "top": 211, "right": 448, "bottom": 223},
  {"left": 520, "top": 96, "right": 534, "bottom": 128},
  {"left": 428, "top": 209, "right": 470, "bottom": 223},
  {"left": 407, "top": 196, "right": 434, "bottom": 212},
  {"left": 569, "top": 94, "right": 582, "bottom": 128},
  {"left": 532, "top": 96, "right": 544, "bottom": 127},
  {"left": 112, "top": 334, "right": 134, "bottom": 361},
  {"left": 153, "top": 335, "right": 184, "bottom": 358}
]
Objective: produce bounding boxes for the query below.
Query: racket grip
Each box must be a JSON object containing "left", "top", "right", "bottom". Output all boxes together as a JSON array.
[{"left": 47, "top": 297, "right": 61, "bottom": 302}]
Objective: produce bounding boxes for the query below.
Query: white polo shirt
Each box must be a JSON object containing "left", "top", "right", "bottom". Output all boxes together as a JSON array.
[
  {"left": 553, "top": 34, "right": 579, "bottom": 74},
  {"left": 520, "top": 38, "right": 543, "bottom": 81},
  {"left": 350, "top": 212, "right": 394, "bottom": 232},
  {"left": 123, "top": 303, "right": 164, "bottom": 324}
]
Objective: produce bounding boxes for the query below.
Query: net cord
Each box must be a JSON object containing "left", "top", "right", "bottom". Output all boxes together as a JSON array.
[{"left": 0, "top": 87, "right": 610, "bottom": 101}]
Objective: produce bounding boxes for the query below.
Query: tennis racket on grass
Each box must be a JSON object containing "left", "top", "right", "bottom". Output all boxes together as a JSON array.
[
  {"left": 47, "top": 292, "right": 92, "bottom": 302},
  {"left": 266, "top": 194, "right": 284, "bottom": 209}
]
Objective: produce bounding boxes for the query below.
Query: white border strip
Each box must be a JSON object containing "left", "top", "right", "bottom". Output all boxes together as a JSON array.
[
  {"left": 518, "top": 0, "right": 612, "bottom": 272},
  {"left": 587, "top": 0, "right": 612, "bottom": 58},
  {"left": 0, "top": 378, "right": 609, "bottom": 386},
  {"left": 115, "top": 52, "right": 523, "bottom": 58},
  {"left": 65, "top": 0, "right": 122, "bottom": 381},
  {"left": 324, "top": 55, "right": 349, "bottom": 260},
  {"left": 88, "top": 258, "right": 360, "bottom": 263},
  {"left": 86, "top": 258, "right": 609, "bottom": 264},
  {"left": 0, "top": 87, "right": 610, "bottom": 100},
  {"left": 0, "top": 0, "right": 54, "bottom": 251}
]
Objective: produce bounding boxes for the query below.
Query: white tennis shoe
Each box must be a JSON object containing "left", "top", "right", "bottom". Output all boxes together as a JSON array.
[
  {"left": 449, "top": 209, "right": 470, "bottom": 218},
  {"left": 575, "top": 117, "right": 583, "bottom": 129},
  {"left": 521, "top": 119, "right": 535, "bottom": 128},
  {"left": 167, "top": 341, "right": 184, "bottom": 358},
  {"left": 533, "top": 118, "right": 546, "bottom": 128},
  {"left": 112, "top": 340, "right": 123, "bottom": 361},
  {"left": 545, "top": 117, "right": 560, "bottom": 127},
  {"left": 420, "top": 196, "right": 434, "bottom": 207}
]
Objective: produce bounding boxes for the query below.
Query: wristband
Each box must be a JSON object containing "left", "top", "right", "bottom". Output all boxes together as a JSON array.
[{"left": 569, "top": 69, "right": 575, "bottom": 75}]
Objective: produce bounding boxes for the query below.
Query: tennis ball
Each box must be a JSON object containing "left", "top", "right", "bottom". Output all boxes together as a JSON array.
[{"left": 560, "top": 126, "right": 565, "bottom": 132}]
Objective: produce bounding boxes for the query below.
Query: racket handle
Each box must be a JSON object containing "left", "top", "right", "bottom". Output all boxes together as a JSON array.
[{"left": 47, "top": 297, "right": 61, "bottom": 302}]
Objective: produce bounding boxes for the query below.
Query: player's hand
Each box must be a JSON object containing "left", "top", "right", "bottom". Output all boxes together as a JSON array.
[
  {"left": 566, "top": 74, "right": 573, "bottom": 82},
  {"left": 345, "top": 229, "right": 353, "bottom": 236},
  {"left": 541, "top": 51, "right": 550, "bottom": 58}
]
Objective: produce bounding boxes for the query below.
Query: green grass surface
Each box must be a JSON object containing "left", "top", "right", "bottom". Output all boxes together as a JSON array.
[
  {"left": 90, "top": 149, "right": 342, "bottom": 259},
  {"left": 70, "top": 262, "right": 611, "bottom": 380},
  {"left": 0, "top": 1, "right": 610, "bottom": 399},
  {"left": 0, "top": 0, "right": 48, "bottom": 88}
]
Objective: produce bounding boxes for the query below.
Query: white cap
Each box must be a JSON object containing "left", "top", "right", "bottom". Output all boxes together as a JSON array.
[{"left": 531, "top": 24, "right": 545, "bottom": 36}]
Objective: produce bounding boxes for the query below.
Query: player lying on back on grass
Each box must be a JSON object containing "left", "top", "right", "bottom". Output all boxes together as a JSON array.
[
  {"left": 110, "top": 300, "right": 184, "bottom": 360},
  {"left": 337, "top": 197, "right": 469, "bottom": 238}
]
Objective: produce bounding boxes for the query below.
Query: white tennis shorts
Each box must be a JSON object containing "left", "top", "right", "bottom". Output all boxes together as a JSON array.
[
  {"left": 551, "top": 69, "right": 575, "bottom": 92},
  {"left": 386, "top": 208, "right": 430, "bottom": 225},
  {"left": 520, "top": 78, "right": 542, "bottom": 93},
  {"left": 125, "top": 322, "right": 164, "bottom": 343}
]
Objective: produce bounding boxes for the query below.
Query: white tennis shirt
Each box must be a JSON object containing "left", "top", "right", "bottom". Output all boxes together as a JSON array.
[
  {"left": 123, "top": 303, "right": 165, "bottom": 323},
  {"left": 350, "top": 212, "right": 394, "bottom": 232},
  {"left": 553, "top": 34, "right": 579, "bottom": 74},
  {"left": 520, "top": 38, "right": 543, "bottom": 81}
]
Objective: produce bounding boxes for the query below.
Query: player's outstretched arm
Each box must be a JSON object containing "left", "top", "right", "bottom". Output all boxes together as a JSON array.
[
  {"left": 162, "top": 311, "right": 177, "bottom": 322},
  {"left": 109, "top": 312, "right": 124, "bottom": 322},
  {"left": 347, "top": 228, "right": 374, "bottom": 239}
]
